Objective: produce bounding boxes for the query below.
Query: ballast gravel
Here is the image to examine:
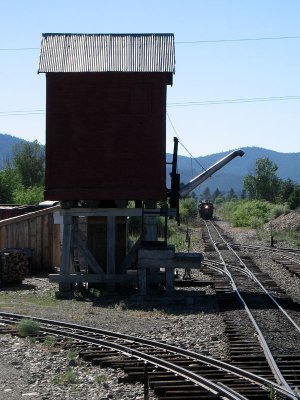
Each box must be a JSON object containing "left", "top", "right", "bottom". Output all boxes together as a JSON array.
[{"left": 1, "top": 218, "right": 300, "bottom": 399}]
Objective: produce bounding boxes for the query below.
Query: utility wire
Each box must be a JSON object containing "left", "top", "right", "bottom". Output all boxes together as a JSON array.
[
  {"left": 0, "top": 110, "right": 45, "bottom": 117},
  {"left": 167, "top": 95, "right": 300, "bottom": 108},
  {"left": 1, "top": 94, "right": 300, "bottom": 116},
  {"left": 1, "top": 35, "right": 300, "bottom": 51},
  {"left": 176, "top": 35, "right": 300, "bottom": 44},
  {"left": 167, "top": 112, "right": 206, "bottom": 171},
  {"left": 0, "top": 47, "right": 39, "bottom": 51}
]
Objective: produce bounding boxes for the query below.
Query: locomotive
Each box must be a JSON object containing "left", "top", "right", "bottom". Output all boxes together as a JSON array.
[{"left": 198, "top": 200, "right": 214, "bottom": 219}]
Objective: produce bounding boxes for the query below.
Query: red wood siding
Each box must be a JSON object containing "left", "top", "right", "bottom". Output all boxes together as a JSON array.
[{"left": 45, "top": 73, "right": 169, "bottom": 201}]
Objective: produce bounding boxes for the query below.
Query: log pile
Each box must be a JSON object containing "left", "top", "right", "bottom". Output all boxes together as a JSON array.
[{"left": 0, "top": 249, "right": 29, "bottom": 285}]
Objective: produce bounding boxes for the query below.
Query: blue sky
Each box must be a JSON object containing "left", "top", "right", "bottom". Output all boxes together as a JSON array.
[{"left": 0, "top": 0, "right": 300, "bottom": 156}]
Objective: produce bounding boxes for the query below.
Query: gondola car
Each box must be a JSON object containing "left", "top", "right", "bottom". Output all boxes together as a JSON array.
[{"left": 198, "top": 200, "right": 214, "bottom": 219}]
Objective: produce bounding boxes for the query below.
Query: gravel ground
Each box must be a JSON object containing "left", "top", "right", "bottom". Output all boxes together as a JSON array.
[{"left": 1, "top": 217, "right": 300, "bottom": 399}]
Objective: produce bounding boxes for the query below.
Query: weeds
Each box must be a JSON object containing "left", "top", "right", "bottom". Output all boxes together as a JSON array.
[
  {"left": 95, "top": 374, "right": 106, "bottom": 384},
  {"left": 269, "top": 386, "right": 277, "bottom": 399},
  {"left": 44, "top": 335, "right": 56, "bottom": 347},
  {"left": 16, "top": 318, "right": 40, "bottom": 337},
  {"left": 53, "top": 368, "right": 78, "bottom": 385},
  {"left": 67, "top": 349, "right": 78, "bottom": 361}
]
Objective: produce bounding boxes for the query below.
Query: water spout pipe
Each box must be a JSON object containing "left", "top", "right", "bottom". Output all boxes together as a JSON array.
[{"left": 179, "top": 149, "right": 245, "bottom": 198}]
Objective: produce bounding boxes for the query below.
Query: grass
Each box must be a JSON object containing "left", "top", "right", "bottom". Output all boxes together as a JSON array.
[
  {"left": 44, "top": 335, "right": 56, "bottom": 347},
  {"left": 53, "top": 368, "right": 78, "bottom": 385},
  {"left": 0, "top": 289, "right": 63, "bottom": 313},
  {"left": 67, "top": 349, "right": 78, "bottom": 361},
  {"left": 95, "top": 374, "right": 106, "bottom": 384}
]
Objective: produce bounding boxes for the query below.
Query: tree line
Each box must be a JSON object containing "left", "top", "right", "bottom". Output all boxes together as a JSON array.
[
  {"left": 0, "top": 140, "right": 44, "bottom": 205},
  {"left": 199, "top": 157, "right": 300, "bottom": 210},
  {"left": 1, "top": 141, "right": 300, "bottom": 213}
]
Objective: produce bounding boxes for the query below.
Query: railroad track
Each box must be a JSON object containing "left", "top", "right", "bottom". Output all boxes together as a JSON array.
[
  {"left": 201, "top": 219, "right": 300, "bottom": 398},
  {"left": 0, "top": 311, "right": 297, "bottom": 400},
  {"left": 228, "top": 242, "right": 300, "bottom": 279}
]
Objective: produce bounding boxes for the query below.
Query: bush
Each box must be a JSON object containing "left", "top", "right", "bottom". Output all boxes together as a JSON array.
[
  {"left": 288, "top": 187, "right": 300, "bottom": 210},
  {"left": 268, "top": 203, "right": 290, "bottom": 220},
  {"left": 218, "top": 199, "right": 275, "bottom": 228},
  {"left": 231, "top": 200, "right": 273, "bottom": 227},
  {"left": 13, "top": 185, "right": 44, "bottom": 205},
  {"left": 179, "top": 197, "right": 198, "bottom": 223},
  {"left": 17, "top": 318, "right": 40, "bottom": 337}
]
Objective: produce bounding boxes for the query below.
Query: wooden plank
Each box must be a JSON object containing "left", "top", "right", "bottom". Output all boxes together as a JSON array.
[
  {"left": 30, "top": 218, "right": 36, "bottom": 267},
  {"left": 35, "top": 216, "right": 42, "bottom": 269},
  {"left": 61, "top": 208, "right": 142, "bottom": 217},
  {"left": 0, "top": 205, "right": 60, "bottom": 227},
  {"left": 49, "top": 273, "right": 136, "bottom": 283},
  {"left": 119, "top": 237, "right": 141, "bottom": 273},
  {"left": 42, "top": 214, "right": 50, "bottom": 269}
]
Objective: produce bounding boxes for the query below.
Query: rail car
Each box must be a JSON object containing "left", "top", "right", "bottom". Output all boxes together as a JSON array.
[{"left": 198, "top": 201, "right": 214, "bottom": 219}]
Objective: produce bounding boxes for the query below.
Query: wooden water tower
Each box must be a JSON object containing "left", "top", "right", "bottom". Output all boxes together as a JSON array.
[{"left": 38, "top": 33, "right": 176, "bottom": 296}]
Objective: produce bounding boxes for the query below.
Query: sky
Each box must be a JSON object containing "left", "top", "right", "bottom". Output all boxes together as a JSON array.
[{"left": 0, "top": 0, "right": 300, "bottom": 157}]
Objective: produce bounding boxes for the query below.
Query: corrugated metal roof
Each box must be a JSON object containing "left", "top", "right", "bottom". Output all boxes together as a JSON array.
[{"left": 38, "top": 33, "right": 175, "bottom": 73}]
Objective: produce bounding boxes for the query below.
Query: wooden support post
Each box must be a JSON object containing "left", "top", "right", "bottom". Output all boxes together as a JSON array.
[
  {"left": 106, "top": 216, "right": 116, "bottom": 291},
  {"left": 59, "top": 213, "right": 73, "bottom": 298},
  {"left": 165, "top": 267, "right": 174, "bottom": 294},
  {"left": 138, "top": 266, "right": 147, "bottom": 295}
]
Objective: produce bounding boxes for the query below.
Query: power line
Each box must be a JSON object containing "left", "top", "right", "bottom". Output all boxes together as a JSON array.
[
  {"left": 1, "top": 94, "right": 300, "bottom": 116},
  {"left": 167, "top": 95, "right": 300, "bottom": 108},
  {"left": 0, "top": 47, "right": 39, "bottom": 51},
  {"left": 167, "top": 112, "right": 206, "bottom": 171},
  {"left": 176, "top": 35, "right": 300, "bottom": 44},
  {"left": 1, "top": 35, "right": 300, "bottom": 51},
  {"left": 0, "top": 110, "right": 45, "bottom": 116}
]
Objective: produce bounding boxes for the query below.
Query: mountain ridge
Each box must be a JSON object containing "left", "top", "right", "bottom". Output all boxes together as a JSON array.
[{"left": 1, "top": 133, "right": 299, "bottom": 195}]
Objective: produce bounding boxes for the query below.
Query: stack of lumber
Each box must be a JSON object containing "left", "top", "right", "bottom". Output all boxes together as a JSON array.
[{"left": 0, "top": 249, "right": 29, "bottom": 285}]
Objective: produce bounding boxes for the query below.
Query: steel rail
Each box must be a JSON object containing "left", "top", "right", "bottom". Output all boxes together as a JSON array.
[
  {"left": 230, "top": 242, "right": 300, "bottom": 266},
  {"left": 210, "top": 222, "right": 300, "bottom": 334},
  {"left": 203, "top": 259, "right": 253, "bottom": 279},
  {"left": 203, "top": 220, "right": 297, "bottom": 395},
  {"left": 229, "top": 242, "right": 300, "bottom": 255},
  {"left": 0, "top": 311, "right": 297, "bottom": 399}
]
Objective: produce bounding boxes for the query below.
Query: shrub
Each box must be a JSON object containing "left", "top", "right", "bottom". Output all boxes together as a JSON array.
[
  {"left": 13, "top": 185, "right": 44, "bottom": 205},
  {"left": 231, "top": 200, "right": 273, "bottom": 227},
  {"left": 288, "top": 187, "right": 300, "bottom": 210},
  {"left": 179, "top": 197, "right": 198, "bottom": 223},
  {"left": 268, "top": 203, "right": 290, "bottom": 220},
  {"left": 17, "top": 318, "right": 40, "bottom": 337}
]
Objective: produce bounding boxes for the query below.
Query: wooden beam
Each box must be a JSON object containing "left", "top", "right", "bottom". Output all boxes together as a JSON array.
[
  {"left": 119, "top": 236, "right": 141, "bottom": 273},
  {"left": 49, "top": 273, "right": 136, "bottom": 283},
  {"left": 73, "top": 230, "right": 105, "bottom": 275},
  {"left": 60, "top": 208, "right": 177, "bottom": 218},
  {"left": 106, "top": 215, "right": 116, "bottom": 275}
]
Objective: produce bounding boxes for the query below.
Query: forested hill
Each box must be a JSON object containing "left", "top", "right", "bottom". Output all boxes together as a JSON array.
[
  {"left": 1, "top": 133, "right": 300, "bottom": 195},
  {"left": 0, "top": 133, "right": 28, "bottom": 169},
  {"left": 168, "top": 146, "right": 300, "bottom": 195}
]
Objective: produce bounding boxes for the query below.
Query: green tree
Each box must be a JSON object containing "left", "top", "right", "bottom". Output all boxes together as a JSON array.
[
  {"left": 0, "top": 167, "right": 21, "bottom": 203},
  {"left": 212, "top": 188, "right": 221, "bottom": 203},
  {"left": 243, "top": 158, "right": 281, "bottom": 202},
  {"left": 280, "top": 178, "right": 296, "bottom": 202},
  {"left": 214, "top": 193, "right": 225, "bottom": 204},
  {"left": 11, "top": 140, "right": 45, "bottom": 188},
  {"left": 288, "top": 186, "right": 300, "bottom": 210},
  {"left": 226, "top": 188, "right": 237, "bottom": 201},
  {"left": 0, "top": 140, "right": 45, "bottom": 205},
  {"left": 200, "top": 187, "right": 211, "bottom": 202}
]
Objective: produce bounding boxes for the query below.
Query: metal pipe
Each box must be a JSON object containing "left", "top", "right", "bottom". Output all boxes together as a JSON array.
[{"left": 179, "top": 149, "right": 244, "bottom": 198}]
